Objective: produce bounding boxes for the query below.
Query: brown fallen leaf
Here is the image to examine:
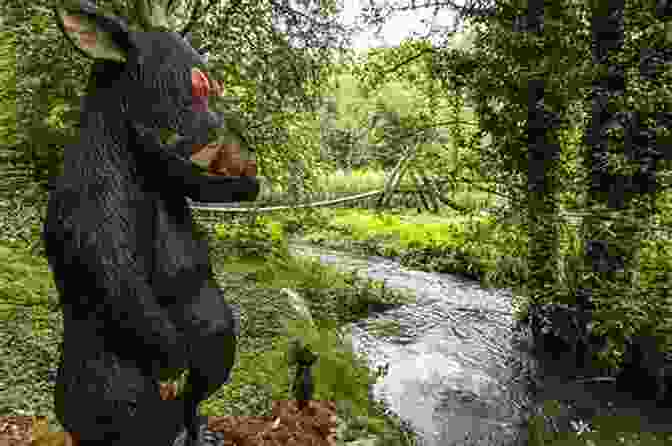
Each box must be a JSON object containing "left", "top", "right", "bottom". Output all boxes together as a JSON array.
[
  {"left": 0, "top": 416, "right": 78, "bottom": 446},
  {"left": 3, "top": 400, "right": 340, "bottom": 446}
]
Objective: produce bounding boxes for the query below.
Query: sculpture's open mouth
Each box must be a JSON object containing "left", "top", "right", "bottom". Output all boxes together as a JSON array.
[
  {"left": 141, "top": 125, "right": 257, "bottom": 178},
  {"left": 194, "top": 143, "right": 257, "bottom": 177}
]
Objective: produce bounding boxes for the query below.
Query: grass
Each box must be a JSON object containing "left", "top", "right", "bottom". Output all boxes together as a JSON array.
[
  {"left": 313, "top": 169, "right": 387, "bottom": 194},
  {"left": 0, "top": 233, "right": 421, "bottom": 445},
  {"left": 253, "top": 169, "right": 672, "bottom": 446},
  {"left": 2, "top": 167, "right": 671, "bottom": 446},
  {"left": 257, "top": 167, "right": 497, "bottom": 211}
]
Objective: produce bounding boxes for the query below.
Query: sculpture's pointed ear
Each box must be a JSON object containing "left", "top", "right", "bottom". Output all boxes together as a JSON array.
[{"left": 54, "top": 1, "right": 131, "bottom": 63}]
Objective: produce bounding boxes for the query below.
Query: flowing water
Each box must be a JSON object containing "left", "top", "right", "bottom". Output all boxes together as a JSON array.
[{"left": 288, "top": 241, "right": 672, "bottom": 446}]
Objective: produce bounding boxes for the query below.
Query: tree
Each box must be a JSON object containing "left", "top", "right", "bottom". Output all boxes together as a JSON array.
[
  {"left": 513, "top": 0, "right": 563, "bottom": 328},
  {"left": 347, "top": 0, "right": 672, "bottom": 378},
  {"left": 575, "top": 0, "right": 672, "bottom": 377},
  {"left": 0, "top": 0, "right": 349, "bottom": 202}
]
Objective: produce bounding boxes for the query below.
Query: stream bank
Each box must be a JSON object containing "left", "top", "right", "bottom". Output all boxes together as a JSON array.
[{"left": 287, "top": 238, "right": 672, "bottom": 446}]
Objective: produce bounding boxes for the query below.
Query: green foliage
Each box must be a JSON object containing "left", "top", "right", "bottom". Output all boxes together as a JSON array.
[
  {"left": 610, "top": 237, "right": 672, "bottom": 353},
  {"left": 277, "top": 208, "right": 333, "bottom": 236},
  {"left": 526, "top": 398, "right": 672, "bottom": 446},
  {"left": 207, "top": 316, "right": 403, "bottom": 442},
  {"left": 255, "top": 254, "right": 349, "bottom": 292},
  {"left": 315, "top": 168, "right": 389, "bottom": 193},
  {"left": 298, "top": 197, "right": 672, "bottom": 374},
  {"left": 0, "top": 27, "right": 18, "bottom": 149},
  {"left": 307, "top": 208, "right": 530, "bottom": 287},
  {"left": 214, "top": 215, "right": 289, "bottom": 260},
  {"left": 280, "top": 318, "right": 378, "bottom": 417},
  {"left": 0, "top": 186, "right": 50, "bottom": 255},
  {"left": 3, "top": 2, "right": 671, "bottom": 443},
  {"left": 0, "top": 242, "right": 59, "bottom": 320},
  {"left": 257, "top": 109, "right": 332, "bottom": 195},
  {"left": 451, "top": 0, "right": 672, "bottom": 378},
  {"left": 0, "top": 224, "right": 419, "bottom": 444},
  {"left": 326, "top": 40, "right": 479, "bottom": 175},
  {"left": 0, "top": 0, "right": 344, "bottom": 204},
  {"left": 0, "top": 241, "right": 63, "bottom": 430}
]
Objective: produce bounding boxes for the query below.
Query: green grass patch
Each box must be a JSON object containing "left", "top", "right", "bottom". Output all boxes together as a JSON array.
[
  {"left": 0, "top": 244, "right": 59, "bottom": 318},
  {"left": 314, "top": 169, "right": 389, "bottom": 194},
  {"left": 288, "top": 202, "right": 672, "bottom": 401},
  {"left": 0, "top": 233, "right": 421, "bottom": 446},
  {"left": 295, "top": 207, "right": 525, "bottom": 289}
]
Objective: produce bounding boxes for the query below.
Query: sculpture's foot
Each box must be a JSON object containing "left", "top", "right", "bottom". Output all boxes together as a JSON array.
[{"left": 171, "top": 415, "right": 226, "bottom": 446}]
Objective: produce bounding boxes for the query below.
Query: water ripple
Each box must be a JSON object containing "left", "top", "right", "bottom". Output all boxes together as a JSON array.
[{"left": 288, "top": 241, "right": 672, "bottom": 445}]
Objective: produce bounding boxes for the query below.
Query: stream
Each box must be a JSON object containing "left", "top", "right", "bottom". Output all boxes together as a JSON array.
[{"left": 287, "top": 240, "right": 672, "bottom": 446}]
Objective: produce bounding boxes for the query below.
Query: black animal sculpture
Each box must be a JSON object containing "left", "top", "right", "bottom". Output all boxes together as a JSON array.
[
  {"left": 289, "top": 340, "right": 319, "bottom": 411},
  {"left": 42, "top": 1, "right": 258, "bottom": 445}
]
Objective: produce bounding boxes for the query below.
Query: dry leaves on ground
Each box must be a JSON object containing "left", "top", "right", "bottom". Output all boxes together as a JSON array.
[
  {"left": 208, "top": 400, "right": 338, "bottom": 446},
  {"left": 1, "top": 399, "right": 339, "bottom": 446}
]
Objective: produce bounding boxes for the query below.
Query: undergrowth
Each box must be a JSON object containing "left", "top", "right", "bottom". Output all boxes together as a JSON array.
[
  {"left": 2, "top": 167, "right": 671, "bottom": 445},
  {"left": 0, "top": 227, "right": 421, "bottom": 446}
]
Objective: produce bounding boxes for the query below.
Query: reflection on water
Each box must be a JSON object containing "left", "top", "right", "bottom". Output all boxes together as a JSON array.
[{"left": 289, "top": 242, "right": 672, "bottom": 445}]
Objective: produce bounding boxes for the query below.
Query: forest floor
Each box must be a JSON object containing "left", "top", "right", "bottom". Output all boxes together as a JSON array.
[
  {"left": 2, "top": 169, "right": 671, "bottom": 446},
  {"left": 0, "top": 228, "right": 420, "bottom": 446}
]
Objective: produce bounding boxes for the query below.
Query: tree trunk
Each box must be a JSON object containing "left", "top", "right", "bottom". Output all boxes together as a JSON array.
[
  {"left": 420, "top": 173, "right": 443, "bottom": 213},
  {"left": 577, "top": 0, "right": 664, "bottom": 369},
  {"left": 412, "top": 171, "right": 435, "bottom": 213},
  {"left": 378, "top": 144, "right": 416, "bottom": 209},
  {"left": 526, "top": 78, "right": 561, "bottom": 302},
  {"left": 516, "top": 0, "right": 562, "bottom": 307},
  {"left": 580, "top": 0, "right": 633, "bottom": 307}
]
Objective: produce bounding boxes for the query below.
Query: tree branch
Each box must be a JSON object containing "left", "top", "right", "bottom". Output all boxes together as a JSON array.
[
  {"left": 383, "top": 47, "right": 436, "bottom": 75},
  {"left": 390, "top": 0, "right": 497, "bottom": 18},
  {"left": 268, "top": 0, "right": 346, "bottom": 31},
  {"left": 180, "top": 0, "right": 218, "bottom": 37}
]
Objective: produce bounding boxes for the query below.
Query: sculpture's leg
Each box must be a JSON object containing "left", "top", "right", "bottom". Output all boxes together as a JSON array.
[
  {"left": 61, "top": 393, "right": 185, "bottom": 446},
  {"left": 293, "top": 365, "right": 315, "bottom": 411},
  {"left": 169, "top": 409, "right": 208, "bottom": 446},
  {"left": 180, "top": 371, "right": 210, "bottom": 446},
  {"left": 67, "top": 389, "right": 213, "bottom": 446},
  {"left": 166, "top": 278, "right": 239, "bottom": 446},
  {"left": 54, "top": 340, "right": 188, "bottom": 446}
]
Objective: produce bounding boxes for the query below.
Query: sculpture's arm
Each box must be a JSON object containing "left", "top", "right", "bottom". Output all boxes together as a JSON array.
[
  {"left": 182, "top": 172, "right": 260, "bottom": 203},
  {"left": 85, "top": 245, "right": 189, "bottom": 373},
  {"left": 140, "top": 133, "right": 260, "bottom": 203},
  {"left": 43, "top": 195, "right": 189, "bottom": 374},
  {"left": 169, "top": 136, "right": 201, "bottom": 159}
]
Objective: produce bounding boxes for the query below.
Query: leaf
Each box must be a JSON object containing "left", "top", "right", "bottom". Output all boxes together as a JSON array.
[
  {"left": 343, "top": 436, "right": 378, "bottom": 446},
  {"left": 29, "top": 416, "right": 52, "bottom": 443}
]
